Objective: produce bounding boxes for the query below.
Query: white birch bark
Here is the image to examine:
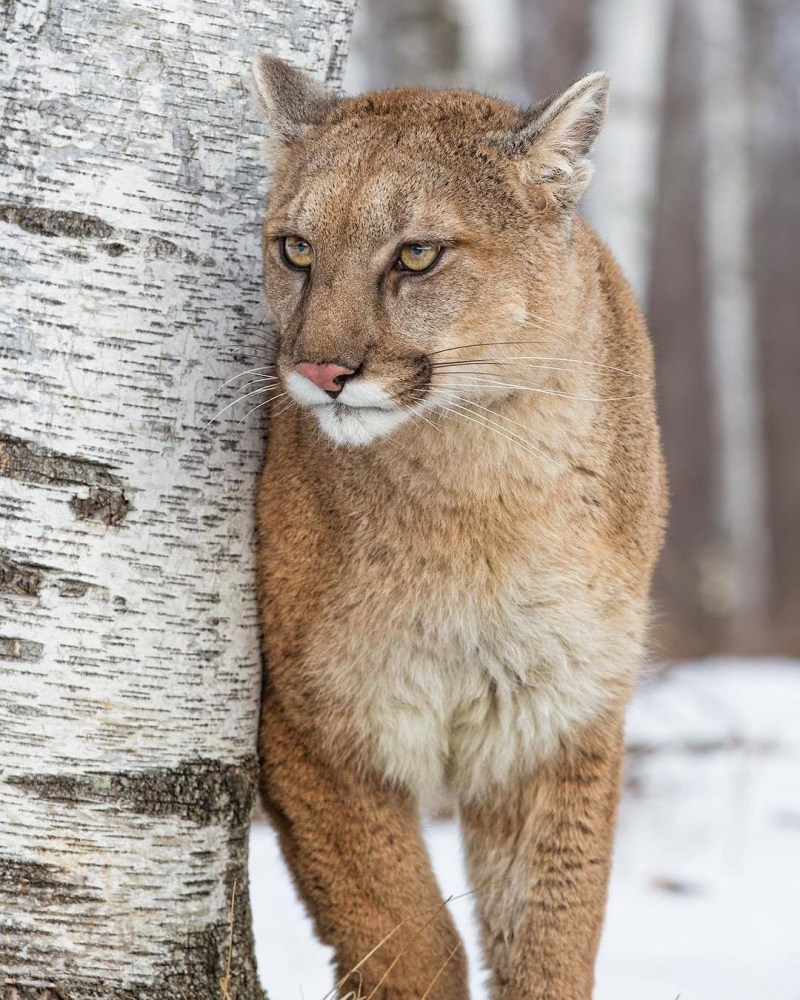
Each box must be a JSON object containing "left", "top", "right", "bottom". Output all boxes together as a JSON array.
[
  {"left": 697, "top": 0, "right": 770, "bottom": 643},
  {"left": 585, "top": 0, "right": 671, "bottom": 301},
  {"left": 0, "top": 1, "right": 354, "bottom": 996}
]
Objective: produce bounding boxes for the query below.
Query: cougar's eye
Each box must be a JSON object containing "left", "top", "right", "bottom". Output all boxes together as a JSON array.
[
  {"left": 397, "top": 243, "right": 441, "bottom": 273},
  {"left": 281, "top": 235, "right": 314, "bottom": 270}
]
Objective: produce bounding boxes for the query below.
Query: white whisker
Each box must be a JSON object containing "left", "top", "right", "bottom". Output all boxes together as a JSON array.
[
  {"left": 218, "top": 367, "right": 279, "bottom": 391},
  {"left": 232, "top": 375, "right": 281, "bottom": 394},
  {"left": 408, "top": 403, "right": 443, "bottom": 433},
  {"left": 431, "top": 357, "right": 649, "bottom": 380},
  {"left": 236, "top": 391, "right": 289, "bottom": 427},
  {"left": 434, "top": 393, "right": 569, "bottom": 472},
  {"left": 204, "top": 383, "right": 283, "bottom": 429},
  {"left": 439, "top": 375, "right": 645, "bottom": 402},
  {"left": 271, "top": 396, "right": 296, "bottom": 419}
]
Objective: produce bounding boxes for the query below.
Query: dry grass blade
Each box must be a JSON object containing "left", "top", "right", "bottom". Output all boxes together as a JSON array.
[
  {"left": 321, "top": 923, "right": 406, "bottom": 1000},
  {"left": 363, "top": 896, "right": 455, "bottom": 1000},
  {"left": 418, "top": 941, "right": 462, "bottom": 1000},
  {"left": 336, "top": 969, "right": 364, "bottom": 1000},
  {"left": 219, "top": 878, "right": 237, "bottom": 1000},
  {"left": 314, "top": 837, "right": 580, "bottom": 1000}
]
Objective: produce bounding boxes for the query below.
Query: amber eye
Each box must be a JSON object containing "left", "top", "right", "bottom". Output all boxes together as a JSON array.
[
  {"left": 397, "top": 243, "right": 441, "bottom": 273},
  {"left": 281, "top": 235, "right": 314, "bottom": 270}
]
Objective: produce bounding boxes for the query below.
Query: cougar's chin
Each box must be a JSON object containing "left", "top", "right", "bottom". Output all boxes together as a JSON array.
[{"left": 314, "top": 402, "right": 411, "bottom": 447}]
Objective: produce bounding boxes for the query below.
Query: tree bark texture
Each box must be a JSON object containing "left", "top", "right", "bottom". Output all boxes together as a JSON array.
[{"left": 0, "top": 1, "right": 354, "bottom": 996}]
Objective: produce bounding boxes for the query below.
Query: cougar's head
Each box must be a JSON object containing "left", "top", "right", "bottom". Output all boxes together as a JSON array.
[{"left": 252, "top": 55, "right": 609, "bottom": 447}]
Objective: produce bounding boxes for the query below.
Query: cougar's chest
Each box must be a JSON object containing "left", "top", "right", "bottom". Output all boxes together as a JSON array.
[{"left": 339, "top": 516, "right": 625, "bottom": 810}]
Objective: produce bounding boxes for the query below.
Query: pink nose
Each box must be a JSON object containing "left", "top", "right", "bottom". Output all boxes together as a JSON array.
[{"left": 295, "top": 361, "right": 356, "bottom": 394}]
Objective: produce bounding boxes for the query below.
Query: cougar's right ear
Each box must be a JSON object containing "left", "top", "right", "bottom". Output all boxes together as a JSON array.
[{"left": 250, "top": 54, "right": 340, "bottom": 146}]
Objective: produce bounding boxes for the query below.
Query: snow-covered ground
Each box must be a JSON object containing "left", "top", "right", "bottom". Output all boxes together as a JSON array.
[{"left": 250, "top": 659, "right": 800, "bottom": 999}]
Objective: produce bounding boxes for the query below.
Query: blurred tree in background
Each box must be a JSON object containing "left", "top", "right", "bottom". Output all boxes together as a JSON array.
[{"left": 346, "top": 0, "right": 800, "bottom": 660}]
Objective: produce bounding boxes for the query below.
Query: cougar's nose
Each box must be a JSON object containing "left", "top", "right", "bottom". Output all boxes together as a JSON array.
[{"left": 294, "top": 361, "right": 357, "bottom": 396}]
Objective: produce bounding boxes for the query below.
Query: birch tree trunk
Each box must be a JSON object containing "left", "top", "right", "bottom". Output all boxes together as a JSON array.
[
  {"left": 586, "top": 0, "right": 671, "bottom": 301},
  {"left": 0, "top": 1, "right": 354, "bottom": 996}
]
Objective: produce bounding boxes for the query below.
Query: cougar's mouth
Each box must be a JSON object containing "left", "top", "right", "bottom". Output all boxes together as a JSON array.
[
  {"left": 284, "top": 368, "right": 417, "bottom": 446},
  {"left": 316, "top": 401, "right": 395, "bottom": 415}
]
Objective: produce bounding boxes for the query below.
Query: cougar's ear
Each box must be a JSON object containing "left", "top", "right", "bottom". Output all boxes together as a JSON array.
[
  {"left": 251, "top": 53, "right": 340, "bottom": 145},
  {"left": 499, "top": 71, "right": 610, "bottom": 207}
]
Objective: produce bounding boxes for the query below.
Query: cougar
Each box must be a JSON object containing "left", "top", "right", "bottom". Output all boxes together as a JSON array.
[{"left": 251, "top": 53, "right": 667, "bottom": 1000}]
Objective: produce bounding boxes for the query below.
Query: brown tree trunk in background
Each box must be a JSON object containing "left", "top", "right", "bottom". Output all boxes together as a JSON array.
[
  {"left": 749, "top": 0, "right": 800, "bottom": 655},
  {"left": 647, "top": 0, "right": 720, "bottom": 658},
  {"left": 516, "top": 0, "right": 592, "bottom": 99}
]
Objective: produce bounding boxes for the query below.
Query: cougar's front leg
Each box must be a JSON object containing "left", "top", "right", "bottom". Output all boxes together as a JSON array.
[
  {"left": 460, "top": 714, "right": 625, "bottom": 1000},
  {"left": 260, "top": 699, "right": 468, "bottom": 1000}
]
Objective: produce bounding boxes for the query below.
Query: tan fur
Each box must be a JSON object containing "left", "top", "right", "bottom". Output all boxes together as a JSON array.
[{"left": 253, "top": 57, "right": 667, "bottom": 999}]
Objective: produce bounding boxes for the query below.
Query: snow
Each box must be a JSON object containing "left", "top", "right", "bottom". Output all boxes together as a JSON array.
[{"left": 250, "top": 659, "right": 800, "bottom": 999}]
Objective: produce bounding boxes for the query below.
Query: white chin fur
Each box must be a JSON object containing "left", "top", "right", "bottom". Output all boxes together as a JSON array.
[
  {"left": 315, "top": 404, "right": 410, "bottom": 446},
  {"left": 284, "top": 372, "right": 411, "bottom": 446}
]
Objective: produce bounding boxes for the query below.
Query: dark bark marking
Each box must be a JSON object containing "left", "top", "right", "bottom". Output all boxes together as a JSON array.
[
  {"left": 9, "top": 757, "right": 258, "bottom": 826},
  {"left": 0, "top": 883, "right": 266, "bottom": 999},
  {"left": 0, "top": 436, "right": 131, "bottom": 525},
  {"left": 0, "top": 635, "right": 44, "bottom": 661},
  {"left": 0, "top": 551, "right": 45, "bottom": 596},
  {"left": 0, "top": 203, "right": 216, "bottom": 267},
  {"left": 155, "top": 873, "right": 264, "bottom": 1000},
  {"left": 69, "top": 486, "right": 131, "bottom": 526},
  {"left": 56, "top": 578, "right": 89, "bottom": 598},
  {"left": 0, "top": 204, "right": 115, "bottom": 241},
  {"left": 0, "top": 845, "right": 264, "bottom": 999},
  {"left": 1, "top": 985, "right": 169, "bottom": 999},
  {"left": 0, "top": 553, "right": 112, "bottom": 600},
  {"left": 0, "top": 858, "right": 98, "bottom": 911},
  {"left": 0, "top": 435, "right": 123, "bottom": 489},
  {"left": 99, "top": 241, "right": 128, "bottom": 257},
  {"left": 0, "top": 986, "right": 143, "bottom": 999}
]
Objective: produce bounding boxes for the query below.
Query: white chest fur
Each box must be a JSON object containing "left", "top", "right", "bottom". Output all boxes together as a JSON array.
[{"left": 324, "top": 550, "right": 641, "bottom": 811}]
